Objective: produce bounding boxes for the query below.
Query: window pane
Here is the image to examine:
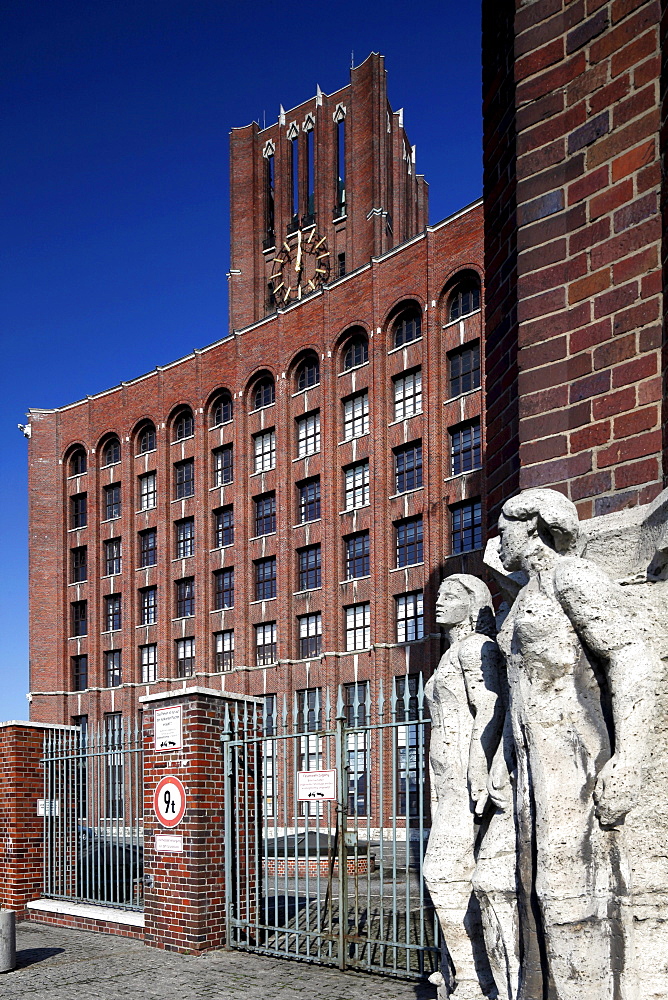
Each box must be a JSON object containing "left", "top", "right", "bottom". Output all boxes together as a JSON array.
[
  {"left": 213, "top": 445, "right": 233, "bottom": 486},
  {"left": 394, "top": 369, "right": 422, "bottom": 420},
  {"left": 343, "top": 392, "right": 369, "bottom": 440},
  {"left": 214, "top": 506, "right": 234, "bottom": 547},
  {"left": 345, "top": 602, "right": 370, "bottom": 651},
  {"left": 393, "top": 310, "right": 421, "bottom": 348},
  {"left": 139, "top": 529, "right": 157, "bottom": 567},
  {"left": 344, "top": 461, "right": 369, "bottom": 510},
  {"left": 214, "top": 568, "right": 235, "bottom": 609},
  {"left": 140, "top": 644, "right": 157, "bottom": 683},
  {"left": 254, "top": 430, "right": 276, "bottom": 472},
  {"left": 451, "top": 500, "right": 483, "bottom": 554},
  {"left": 256, "top": 622, "right": 277, "bottom": 665},
  {"left": 175, "top": 518, "right": 195, "bottom": 558},
  {"left": 176, "top": 637, "right": 195, "bottom": 677},
  {"left": 254, "top": 493, "right": 276, "bottom": 535},
  {"left": 255, "top": 557, "right": 277, "bottom": 600},
  {"left": 175, "top": 460, "right": 195, "bottom": 499},
  {"left": 450, "top": 420, "right": 481, "bottom": 476},
  {"left": 298, "top": 479, "right": 320, "bottom": 522},
  {"left": 345, "top": 532, "right": 370, "bottom": 579},
  {"left": 396, "top": 591, "right": 424, "bottom": 642},
  {"left": 297, "top": 412, "right": 320, "bottom": 457},
  {"left": 215, "top": 630, "right": 234, "bottom": 671},
  {"left": 395, "top": 443, "right": 423, "bottom": 493},
  {"left": 298, "top": 612, "right": 322, "bottom": 658},
  {"left": 298, "top": 545, "right": 321, "bottom": 590},
  {"left": 139, "top": 472, "right": 156, "bottom": 510},
  {"left": 176, "top": 578, "right": 195, "bottom": 617},
  {"left": 396, "top": 516, "right": 423, "bottom": 567},
  {"left": 140, "top": 587, "right": 157, "bottom": 625},
  {"left": 449, "top": 342, "right": 481, "bottom": 397}
]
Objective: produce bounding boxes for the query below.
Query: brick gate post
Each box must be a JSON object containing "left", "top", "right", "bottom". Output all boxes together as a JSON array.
[
  {"left": 140, "top": 687, "right": 261, "bottom": 954},
  {"left": 0, "top": 722, "right": 73, "bottom": 916}
]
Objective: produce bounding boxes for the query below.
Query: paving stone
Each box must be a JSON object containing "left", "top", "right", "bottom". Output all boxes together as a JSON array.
[{"left": 0, "top": 923, "right": 437, "bottom": 1000}]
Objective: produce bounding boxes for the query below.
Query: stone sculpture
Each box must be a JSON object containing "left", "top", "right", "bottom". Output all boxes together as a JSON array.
[
  {"left": 494, "top": 487, "right": 661, "bottom": 1000},
  {"left": 424, "top": 574, "right": 518, "bottom": 1000}
]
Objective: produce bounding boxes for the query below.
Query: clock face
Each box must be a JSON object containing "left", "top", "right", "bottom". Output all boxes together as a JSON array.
[{"left": 270, "top": 228, "right": 331, "bottom": 306}]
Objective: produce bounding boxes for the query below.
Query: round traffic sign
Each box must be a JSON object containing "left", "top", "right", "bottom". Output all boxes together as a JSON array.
[{"left": 153, "top": 775, "right": 187, "bottom": 828}]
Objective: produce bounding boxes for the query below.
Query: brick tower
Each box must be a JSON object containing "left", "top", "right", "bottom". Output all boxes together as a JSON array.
[{"left": 228, "top": 52, "right": 429, "bottom": 332}]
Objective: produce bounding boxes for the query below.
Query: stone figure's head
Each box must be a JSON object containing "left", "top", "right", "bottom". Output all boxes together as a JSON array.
[
  {"left": 498, "top": 488, "right": 580, "bottom": 572},
  {"left": 436, "top": 574, "right": 495, "bottom": 636}
]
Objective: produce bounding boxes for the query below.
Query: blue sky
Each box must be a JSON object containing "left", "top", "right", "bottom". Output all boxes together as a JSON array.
[{"left": 0, "top": 0, "right": 482, "bottom": 722}]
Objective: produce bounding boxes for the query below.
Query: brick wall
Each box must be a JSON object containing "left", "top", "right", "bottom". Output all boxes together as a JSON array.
[
  {"left": 27, "top": 205, "right": 484, "bottom": 736},
  {"left": 483, "top": 0, "right": 665, "bottom": 519},
  {"left": 0, "top": 723, "right": 69, "bottom": 915},
  {"left": 141, "top": 688, "right": 260, "bottom": 954}
]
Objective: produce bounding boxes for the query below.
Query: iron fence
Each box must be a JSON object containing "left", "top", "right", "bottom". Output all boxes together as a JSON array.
[
  {"left": 42, "top": 719, "right": 144, "bottom": 911},
  {"left": 223, "top": 676, "right": 439, "bottom": 980}
]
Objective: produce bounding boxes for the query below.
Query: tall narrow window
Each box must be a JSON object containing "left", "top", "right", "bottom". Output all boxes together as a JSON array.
[
  {"left": 139, "top": 528, "right": 157, "bottom": 567},
  {"left": 176, "top": 578, "right": 195, "bottom": 618},
  {"left": 140, "top": 644, "right": 157, "bottom": 683},
  {"left": 265, "top": 153, "right": 275, "bottom": 245},
  {"left": 104, "top": 484, "right": 121, "bottom": 521},
  {"left": 345, "top": 602, "right": 370, "bottom": 651},
  {"left": 343, "top": 391, "right": 369, "bottom": 440},
  {"left": 71, "top": 546, "right": 87, "bottom": 583},
  {"left": 256, "top": 622, "right": 277, "bottom": 665},
  {"left": 298, "top": 545, "right": 321, "bottom": 591},
  {"left": 175, "top": 459, "right": 195, "bottom": 499},
  {"left": 395, "top": 674, "right": 422, "bottom": 817},
  {"left": 71, "top": 601, "right": 88, "bottom": 637},
  {"left": 396, "top": 516, "right": 424, "bottom": 568},
  {"left": 104, "top": 538, "right": 122, "bottom": 576},
  {"left": 255, "top": 557, "right": 277, "bottom": 601},
  {"left": 306, "top": 127, "right": 315, "bottom": 219},
  {"left": 449, "top": 342, "right": 481, "bottom": 397},
  {"left": 253, "top": 430, "right": 276, "bottom": 472},
  {"left": 344, "top": 461, "right": 369, "bottom": 510},
  {"left": 291, "top": 135, "right": 299, "bottom": 224},
  {"left": 104, "top": 650, "right": 122, "bottom": 687},
  {"left": 395, "top": 442, "right": 423, "bottom": 493},
  {"left": 298, "top": 478, "right": 320, "bottom": 522},
  {"left": 175, "top": 518, "right": 195, "bottom": 559},
  {"left": 394, "top": 369, "right": 422, "bottom": 420},
  {"left": 298, "top": 612, "right": 322, "bottom": 658},
  {"left": 450, "top": 420, "right": 481, "bottom": 476},
  {"left": 214, "top": 506, "right": 234, "bottom": 547},
  {"left": 70, "top": 449, "right": 87, "bottom": 476},
  {"left": 254, "top": 493, "right": 276, "bottom": 536},
  {"left": 345, "top": 532, "right": 370, "bottom": 579},
  {"left": 72, "top": 655, "right": 88, "bottom": 691},
  {"left": 297, "top": 687, "right": 322, "bottom": 731},
  {"left": 214, "top": 568, "right": 235, "bottom": 610},
  {"left": 139, "top": 424, "right": 156, "bottom": 454},
  {"left": 104, "top": 594, "right": 122, "bottom": 632},
  {"left": 176, "top": 638, "right": 195, "bottom": 677},
  {"left": 213, "top": 445, "right": 233, "bottom": 486},
  {"left": 215, "top": 630, "right": 234, "bottom": 671},
  {"left": 71, "top": 493, "right": 88, "bottom": 529},
  {"left": 297, "top": 412, "right": 320, "bottom": 457},
  {"left": 336, "top": 118, "right": 346, "bottom": 215},
  {"left": 140, "top": 586, "right": 157, "bottom": 625},
  {"left": 139, "top": 472, "right": 157, "bottom": 511},
  {"left": 396, "top": 591, "right": 424, "bottom": 642},
  {"left": 451, "top": 499, "right": 483, "bottom": 554}
]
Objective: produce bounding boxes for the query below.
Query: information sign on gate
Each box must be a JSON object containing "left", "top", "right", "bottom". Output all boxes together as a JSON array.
[
  {"left": 154, "top": 705, "right": 183, "bottom": 752},
  {"left": 297, "top": 768, "right": 337, "bottom": 801},
  {"left": 153, "top": 775, "right": 187, "bottom": 828}
]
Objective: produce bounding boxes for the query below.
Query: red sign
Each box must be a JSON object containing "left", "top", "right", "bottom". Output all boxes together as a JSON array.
[{"left": 153, "top": 775, "right": 187, "bottom": 828}]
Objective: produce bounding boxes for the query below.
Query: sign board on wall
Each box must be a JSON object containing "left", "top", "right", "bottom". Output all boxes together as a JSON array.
[
  {"left": 153, "top": 775, "right": 187, "bottom": 828},
  {"left": 155, "top": 834, "right": 184, "bottom": 853},
  {"left": 37, "top": 799, "right": 59, "bottom": 817},
  {"left": 154, "top": 705, "right": 183, "bottom": 752},
  {"left": 297, "top": 769, "right": 337, "bottom": 801}
]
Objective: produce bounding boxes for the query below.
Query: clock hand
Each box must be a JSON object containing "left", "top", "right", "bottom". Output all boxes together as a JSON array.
[{"left": 295, "top": 229, "right": 302, "bottom": 273}]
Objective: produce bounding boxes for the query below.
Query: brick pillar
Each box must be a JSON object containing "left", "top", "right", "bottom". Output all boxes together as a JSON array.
[
  {"left": 140, "top": 687, "right": 261, "bottom": 954},
  {"left": 0, "top": 722, "right": 69, "bottom": 915}
]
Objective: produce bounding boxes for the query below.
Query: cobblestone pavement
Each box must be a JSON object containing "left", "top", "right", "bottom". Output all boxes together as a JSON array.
[{"left": 1, "top": 922, "right": 438, "bottom": 999}]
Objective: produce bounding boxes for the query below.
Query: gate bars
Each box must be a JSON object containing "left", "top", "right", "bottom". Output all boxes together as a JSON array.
[
  {"left": 223, "top": 677, "right": 440, "bottom": 980},
  {"left": 42, "top": 720, "right": 144, "bottom": 911}
]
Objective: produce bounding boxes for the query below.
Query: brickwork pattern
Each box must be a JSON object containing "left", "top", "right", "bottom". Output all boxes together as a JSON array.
[
  {"left": 229, "top": 53, "right": 428, "bottom": 332},
  {"left": 141, "top": 689, "right": 260, "bottom": 954},
  {"left": 28, "top": 207, "right": 484, "bottom": 736},
  {"left": 484, "top": 0, "right": 665, "bottom": 518},
  {"left": 0, "top": 724, "right": 54, "bottom": 914}
]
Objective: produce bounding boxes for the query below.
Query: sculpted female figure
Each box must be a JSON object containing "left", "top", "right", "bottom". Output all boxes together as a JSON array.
[
  {"left": 496, "top": 488, "right": 657, "bottom": 1000},
  {"left": 424, "top": 574, "right": 518, "bottom": 1000}
]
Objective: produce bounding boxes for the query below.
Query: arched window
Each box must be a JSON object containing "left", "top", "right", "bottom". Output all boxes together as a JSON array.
[
  {"left": 138, "top": 423, "right": 156, "bottom": 454},
  {"left": 393, "top": 307, "right": 422, "bottom": 348},
  {"left": 297, "top": 358, "right": 320, "bottom": 391},
  {"left": 211, "top": 393, "right": 233, "bottom": 427},
  {"left": 103, "top": 437, "right": 121, "bottom": 466},
  {"left": 174, "top": 409, "right": 194, "bottom": 441},
  {"left": 69, "top": 448, "right": 87, "bottom": 476},
  {"left": 449, "top": 279, "right": 481, "bottom": 322},
  {"left": 343, "top": 333, "right": 368, "bottom": 371},
  {"left": 253, "top": 377, "right": 275, "bottom": 410}
]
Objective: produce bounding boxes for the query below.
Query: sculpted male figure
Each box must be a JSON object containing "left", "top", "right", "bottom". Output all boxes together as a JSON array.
[
  {"left": 496, "top": 488, "right": 657, "bottom": 1000},
  {"left": 424, "top": 574, "right": 518, "bottom": 1000}
]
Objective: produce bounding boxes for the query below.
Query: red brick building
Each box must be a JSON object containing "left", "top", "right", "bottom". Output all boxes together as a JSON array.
[
  {"left": 482, "top": 0, "right": 666, "bottom": 523},
  {"left": 27, "top": 54, "right": 485, "bottom": 740}
]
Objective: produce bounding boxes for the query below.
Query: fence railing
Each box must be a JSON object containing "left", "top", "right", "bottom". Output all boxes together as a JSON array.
[{"left": 42, "top": 721, "right": 144, "bottom": 911}]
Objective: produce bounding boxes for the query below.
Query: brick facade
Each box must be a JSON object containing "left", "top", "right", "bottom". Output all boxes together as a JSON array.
[
  {"left": 483, "top": 0, "right": 666, "bottom": 519},
  {"left": 27, "top": 62, "right": 485, "bottom": 736}
]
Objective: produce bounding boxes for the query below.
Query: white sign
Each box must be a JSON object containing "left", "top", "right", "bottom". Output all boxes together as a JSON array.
[
  {"left": 297, "top": 769, "right": 337, "bottom": 802},
  {"left": 153, "top": 775, "right": 187, "bottom": 828},
  {"left": 37, "top": 799, "right": 59, "bottom": 817},
  {"left": 155, "top": 834, "right": 184, "bottom": 853},
  {"left": 155, "top": 705, "right": 183, "bottom": 752}
]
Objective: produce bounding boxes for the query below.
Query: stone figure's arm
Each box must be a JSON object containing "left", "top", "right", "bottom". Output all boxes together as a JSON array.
[
  {"left": 555, "top": 559, "right": 656, "bottom": 827},
  {"left": 458, "top": 638, "right": 506, "bottom": 817},
  {"left": 488, "top": 706, "right": 514, "bottom": 812}
]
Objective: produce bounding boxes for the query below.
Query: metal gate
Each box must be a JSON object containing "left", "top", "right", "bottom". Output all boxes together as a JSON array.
[
  {"left": 223, "top": 678, "right": 439, "bottom": 979},
  {"left": 41, "top": 719, "right": 144, "bottom": 911}
]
